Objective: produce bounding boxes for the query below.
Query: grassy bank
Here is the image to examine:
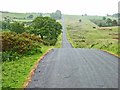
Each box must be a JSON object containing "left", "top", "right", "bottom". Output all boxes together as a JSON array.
[
  {"left": 2, "top": 46, "right": 52, "bottom": 88},
  {"left": 65, "top": 15, "right": 118, "bottom": 55},
  {"left": 54, "top": 33, "right": 62, "bottom": 48},
  {"left": 2, "top": 30, "right": 62, "bottom": 88},
  {"left": 2, "top": 15, "right": 62, "bottom": 88}
]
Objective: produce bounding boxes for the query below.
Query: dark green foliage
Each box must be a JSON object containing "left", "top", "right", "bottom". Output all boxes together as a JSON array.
[
  {"left": 4, "top": 16, "right": 11, "bottom": 22},
  {"left": 79, "top": 19, "right": 81, "bottom": 22},
  {"left": 112, "top": 20, "right": 117, "bottom": 26},
  {"left": 90, "top": 17, "right": 118, "bottom": 27},
  {"left": 9, "top": 22, "right": 25, "bottom": 33},
  {"left": 27, "top": 14, "right": 34, "bottom": 19},
  {"left": 31, "top": 16, "right": 62, "bottom": 45},
  {"left": 1, "top": 17, "right": 11, "bottom": 29},
  {"left": 102, "top": 17, "right": 106, "bottom": 20},
  {"left": 2, "top": 51, "right": 20, "bottom": 62},
  {"left": 1, "top": 21, "right": 10, "bottom": 29},
  {"left": 106, "top": 18, "right": 112, "bottom": 26}
]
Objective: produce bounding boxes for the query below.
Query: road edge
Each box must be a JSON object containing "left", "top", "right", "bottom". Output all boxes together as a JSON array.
[
  {"left": 101, "top": 49, "right": 120, "bottom": 58},
  {"left": 22, "top": 48, "right": 53, "bottom": 88}
]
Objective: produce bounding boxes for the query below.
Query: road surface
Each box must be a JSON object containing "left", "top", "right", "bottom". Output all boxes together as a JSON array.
[
  {"left": 62, "top": 15, "right": 72, "bottom": 48},
  {"left": 27, "top": 15, "right": 118, "bottom": 88}
]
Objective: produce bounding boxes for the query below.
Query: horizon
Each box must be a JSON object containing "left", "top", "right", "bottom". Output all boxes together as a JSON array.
[{"left": 0, "top": 10, "right": 118, "bottom": 16}]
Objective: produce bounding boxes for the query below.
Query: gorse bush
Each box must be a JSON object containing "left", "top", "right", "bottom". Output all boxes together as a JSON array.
[
  {"left": 2, "top": 32, "right": 45, "bottom": 61},
  {"left": 2, "top": 32, "right": 41, "bottom": 53}
]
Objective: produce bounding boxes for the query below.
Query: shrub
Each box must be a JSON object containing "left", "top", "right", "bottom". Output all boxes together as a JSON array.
[
  {"left": 9, "top": 22, "right": 25, "bottom": 34},
  {"left": 2, "top": 51, "right": 20, "bottom": 62},
  {"left": 2, "top": 32, "right": 45, "bottom": 62}
]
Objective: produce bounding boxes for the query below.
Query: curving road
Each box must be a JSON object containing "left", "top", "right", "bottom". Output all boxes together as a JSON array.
[{"left": 27, "top": 15, "right": 118, "bottom": 88}]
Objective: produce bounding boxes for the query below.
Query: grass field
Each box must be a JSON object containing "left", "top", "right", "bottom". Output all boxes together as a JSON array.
[{"left": 65, "top": 15, "right": 118, "bottom": 55}]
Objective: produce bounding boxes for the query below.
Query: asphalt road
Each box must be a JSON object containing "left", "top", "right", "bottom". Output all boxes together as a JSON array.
[
  {"left": 27, "top": 15, "right": 118, "bottom": 88},
  {"left": 62, "top": 15, "right": 72, "bottom": 48}
]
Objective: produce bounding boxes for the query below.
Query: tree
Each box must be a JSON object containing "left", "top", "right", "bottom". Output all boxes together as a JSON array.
[
  {"left": 103, "top": 17, "right": 106, "bottom": 20},
  {"left": 99, "top": 23, "right": 102, "bottom": 27},
  {"left": 106, "top": 18, "right": 112, "bottom": 26},
  {"left": 2, "top": 21, "right": 8, "bottom": 29},
  {"left": 79, "top": 19, "right": 81, "bottom": 22},
  {"left": 27, "top": 15, "right": 34, "bottom": 19},
  {"left": 31, "top": 16, "right": 62, "bottom": 43},
  {"left": 55, "top": 10, "right": 62, "bottom": 19},
  {"left": 50, "top": 10, "right": 62, "bottom": 20},
  {"left": 10, "top": 22, "right": 25, "bottom": 33},
  {"left": 112, "top": 20, "right": 117, "bottom": 26}
]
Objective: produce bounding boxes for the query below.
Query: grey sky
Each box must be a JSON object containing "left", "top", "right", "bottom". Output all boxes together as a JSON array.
[{"left": 1, "top": 0, "right": 119, "bottom": 15}]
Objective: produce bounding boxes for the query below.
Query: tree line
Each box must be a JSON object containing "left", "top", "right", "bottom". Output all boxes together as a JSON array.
[
  {"left": 1, "top": 16, "right": 62, "bottom": 45},
  {"left": 90, "top": 17, "right": 118, "bottom": 27}
]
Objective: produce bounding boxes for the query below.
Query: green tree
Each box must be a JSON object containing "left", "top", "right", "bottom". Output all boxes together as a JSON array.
[
  {"left": 55, "top": 10, "right": 62, "bottom": 19},
  {"left": 112, "top": 20, "right": 117, "bottom": 26},
  {"left": 50, "top": 10, "right": 62, "bottom": 20},
  {"left": 106, "top": 18, "right": 112, "bottom": 26},
  {"left": 1, "top": 21, "right": 10, "bottom": 29},
  {"left": 27, "top": 14, "right": 34, "bottom": 19},
  {"left": 99, "top": 22, "right": 102, "bottom": 27},
  {"left": 79, "top": 19, "right": 81, "bottom": 22},
  {"left": 103, "top": 17, "right": 106, "bottom": 20},
  {"left": 31, "top": 16, "right": 62, "bottom": 45},
  {"left": 10, "top": 22, "right": 25, "bottom": 33}
]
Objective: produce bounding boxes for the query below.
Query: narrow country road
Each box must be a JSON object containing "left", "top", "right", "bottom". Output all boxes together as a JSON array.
[
  {"left": 27, "top": 15, "right": 118, "bottom": 88},
  {"left": 62, "top": 15, "right": 72, "bottom": 48}
]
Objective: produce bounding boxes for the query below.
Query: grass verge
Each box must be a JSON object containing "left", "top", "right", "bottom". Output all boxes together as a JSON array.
[
  {"left": 2, "top": 46, "right": 51, "bottom": 88},
  {"left": 2, "top": 30, "right": 62, "bottom": 88},
  {"left": 54, "top": 33, "right": 62, "bottom": 48}
]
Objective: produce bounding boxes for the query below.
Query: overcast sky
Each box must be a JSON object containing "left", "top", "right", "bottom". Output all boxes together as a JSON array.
[{"left": 0, "top": 0, "right": 119, "bottom": 15}]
